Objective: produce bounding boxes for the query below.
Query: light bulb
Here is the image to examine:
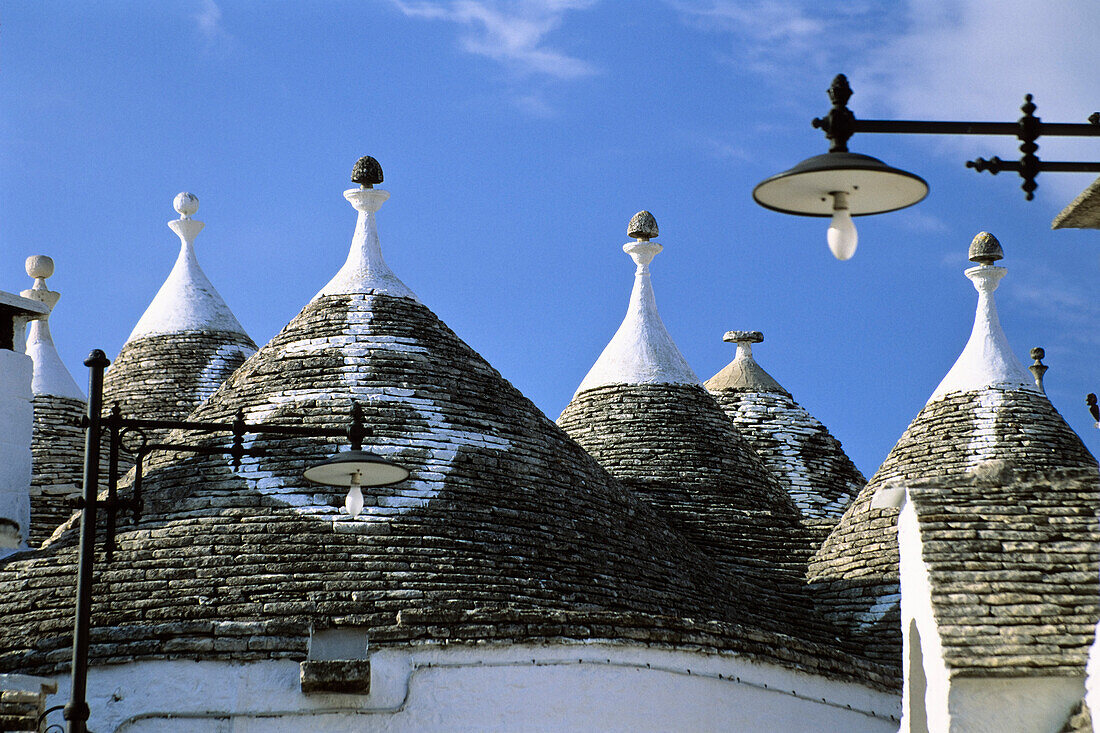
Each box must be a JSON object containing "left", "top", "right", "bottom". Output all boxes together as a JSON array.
[
  {"left": 344, "top": 472, "right": 364, "bottom": 518},
  {"left": 826, "top": 191, "right": 858, "bottom": 261}
]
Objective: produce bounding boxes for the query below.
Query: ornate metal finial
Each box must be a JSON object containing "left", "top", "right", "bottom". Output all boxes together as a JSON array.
[
  {"left": 352, "top": 156, "right": 384, "bottom": 189},
  {"left": 1017, "top": 94, "right": 1041, "bottom": 201},
  {"left": 627, "top": 211, "right": 659, "bottom": 241},
  {"left": 968, "top": 231, "right": 1004, "bottom": 265},
  {"left": 827, "top": 74, "right": 853, "bottom": 108},
  {"left": 811, "top": 74, "right": 858, "bottom": 153},
  {"left": 1029, "top": 347, "right": 1048, "bottom": 393},
  {"left": 173, "top": 192, "right": 199, "bottom": 219}
]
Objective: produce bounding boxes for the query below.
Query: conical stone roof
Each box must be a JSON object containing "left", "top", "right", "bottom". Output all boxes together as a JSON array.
[
  {"left": 705, "top": 330, "right": 865, "bottom": 536},
  {"left": 557, "top": 214, "right": 819, "bottom": 630},
  {"left": 807, "top": 233, "right": 1097, "bottom": 676},
  {"left": 0, "top": 165, "right": 882, "bottom": 687},
  {"left": 20, "top": 256, "right": 86, "bottom": 547},
  {"left": 103, "top": 193, "right": 256, "bottom": 449}
]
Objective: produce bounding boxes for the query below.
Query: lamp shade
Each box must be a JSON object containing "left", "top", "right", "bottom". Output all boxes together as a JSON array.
[
  {"left": 303, "top": 449, "right": 409, "bottom": 488},
  {"left": 753, "top": 151, "right": 928, "bottom": 216}
]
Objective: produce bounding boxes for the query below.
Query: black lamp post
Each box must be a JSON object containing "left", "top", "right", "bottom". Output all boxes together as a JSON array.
[
  {"left": 754, "top": 74, "right": 1100, "bottom": 259},
  {"left": 63, "top": 349, "right": 408, "bottom": 733}
]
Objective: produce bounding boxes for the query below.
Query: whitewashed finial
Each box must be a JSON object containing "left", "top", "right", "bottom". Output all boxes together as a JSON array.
[
  {"left": 20, "top": 255, "right": 84, "bottom": 400},
  {"left": 929, "top": 233, "right": 1033, "bottom": 401},
  {"left": 127, "top": 193, "right": 249, "bottom": 340},
  {"left": 574, "top": 212, "right": 699, "bottom": 394},
  {"left": 313, "top": 157, "right": 418, "bottom": 301}
]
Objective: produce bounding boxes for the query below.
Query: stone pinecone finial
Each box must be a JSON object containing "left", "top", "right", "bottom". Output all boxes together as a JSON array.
[
  {"left": 968, "top": 231, "right": 1004, "bottom": 265},
  {"left": 352, "top": 156, "right": 384, "bottom": 189},
  {"left": 628, "top": 210, "right": 659, "bottom": 240}
]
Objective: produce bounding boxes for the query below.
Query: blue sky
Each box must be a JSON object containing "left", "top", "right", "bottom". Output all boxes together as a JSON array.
[{"left": 2, "top": 1, "right": 1098, "bottom": 477}]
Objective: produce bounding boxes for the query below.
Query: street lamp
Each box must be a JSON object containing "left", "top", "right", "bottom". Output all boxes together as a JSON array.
[
  {"left": 63, "top": 349, "right": 407, "bottom": 733},
  {"left": 753, "top": 74, "right": 1100, "bottom": 260}
]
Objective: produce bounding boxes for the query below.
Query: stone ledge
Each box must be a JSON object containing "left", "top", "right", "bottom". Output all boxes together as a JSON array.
[{"left": 300, "top": 659, "right": 371, "bottom": 694}]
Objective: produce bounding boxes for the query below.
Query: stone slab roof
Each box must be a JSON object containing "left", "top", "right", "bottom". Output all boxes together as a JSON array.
[
  {"left": 909, "top": 467, "right": 1100, "bottom": 678},
  {"left": 705, "top": 342, "right": 865, "bottom": 535},
  {"left": 1052, "top": 176, "right": 1100, "bottom": 230},
  {"left": 808, "top": 387, "right": 1097, "bottom": 676},
  {"left": 0, "top": 292, "right": 886, "bottom": 688},
  {"left": 28, "top": 395, "right": 84, "bottom": 547},
  {"left": 556, "top": 383, "right": 849, "bottom": 648},
  {"left": 102, "top": 330, "right": 256, "bottom": 449}
]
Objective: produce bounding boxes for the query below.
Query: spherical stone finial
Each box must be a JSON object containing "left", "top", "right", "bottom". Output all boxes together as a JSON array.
[
  {"left": 1030, "top": 347, "right": 1045, "bottom": 362},
  {"left": 174, "top": 192, "right": 199, "bottom": 219},
  {"left": 25, "top": 255, "right": 54, "bottom": 280},
  {"left": 352, "top": 156, "right": 384, "bottom": 188},
  {"left": 628, "top": 210, "right": 659, "bottom": 240},
  {"left": 968, "top": 231, "right": 1004, "bottom": 265}
]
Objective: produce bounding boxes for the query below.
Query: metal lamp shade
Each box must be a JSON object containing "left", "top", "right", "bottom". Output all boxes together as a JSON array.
[
  {"left": 753, "top": 151, "right": 928, "bottom": 216},
  {"left": 303, "top": 450, "right": 409, "bottom": 487}
]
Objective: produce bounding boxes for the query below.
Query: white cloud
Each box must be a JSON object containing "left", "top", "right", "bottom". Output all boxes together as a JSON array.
[
  {"left": 861, "top": 0, "right": 1100, "bottom": 204},
  {"left": 1007, "top": 265, "right": 1100, "bottom": 347},
  {"left": 393, "top": 0, "right": 597, "bottom": 79},
  {"left": 194, "top": 0, "right": 228, "bottom": 41},
  {"left": 666, "top": 0, "right": 888, "bottom": 77}
]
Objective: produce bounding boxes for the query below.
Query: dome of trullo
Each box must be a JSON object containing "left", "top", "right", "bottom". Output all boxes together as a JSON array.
[
  {"left": 557, "top": 212, "right": 831, "bottom": 636},
  {"left": 0, "top": 163, "right": 880, "bottom": 688},
  {"left": 705, "top": 330, "right": 865, "bottom": 537},
  {"left": 102, "top": 193, "right": 257, "bottom": 462},
  {"left": 807, "top": 233, "right": 1097, "bottom": 677}
]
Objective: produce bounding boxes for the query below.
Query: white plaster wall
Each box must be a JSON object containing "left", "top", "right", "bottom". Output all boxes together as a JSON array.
[
  {"left": 1086, "top": 622, "right": 1100, "bottom": 733},
  {"left": 899, "top": 498, "right": 952, "bottom": 732},
  {"left": 40, "top": 643, "right": 900, "bottom": 732},
  {"left": 947, "top": 677, "right": 1083, "bottom": 733},
  {"left": 0, "top": 348, "right": 34, "bottom": 549}
]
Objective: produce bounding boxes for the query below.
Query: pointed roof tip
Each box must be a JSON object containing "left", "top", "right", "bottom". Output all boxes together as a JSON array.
[
  {"left": 312, "top": 157, "right": 417, "bottom": 301},
  {"left": 573, "top": 211, "right": 698, "bottom": 393},
  {"left": 20, "top": 255, "right": 84, "bottom": 400},
  {"left": 704, "top": 330, "right": 787, "bottom": 395},
  {"left": 127, "top": 192, "right": 250, "bottom": 342},
  {"left": 929, "top": 232, "right": 1032, "bottom": 401}
]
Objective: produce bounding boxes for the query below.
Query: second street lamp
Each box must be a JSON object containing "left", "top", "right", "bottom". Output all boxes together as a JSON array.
[{"left": 754, "top": 74, "right": 1100, "bottom": 260}]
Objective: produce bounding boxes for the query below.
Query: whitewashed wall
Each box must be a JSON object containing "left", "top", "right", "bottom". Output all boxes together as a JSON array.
[
  {"left": 0, "top": 348, "right": 34, "bottom": 552},
  {"left": 42, "top": 643, "right": 900, "bottom": 732}
]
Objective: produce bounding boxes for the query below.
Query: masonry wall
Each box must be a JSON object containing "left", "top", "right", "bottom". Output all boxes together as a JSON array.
[{"left": 39, "top": 644, "right": 901, "bottom": 733}]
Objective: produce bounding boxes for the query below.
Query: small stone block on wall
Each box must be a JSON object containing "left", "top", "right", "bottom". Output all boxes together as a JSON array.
[{"left": 300, "top": 659, "right": 371, "bottom": 695}]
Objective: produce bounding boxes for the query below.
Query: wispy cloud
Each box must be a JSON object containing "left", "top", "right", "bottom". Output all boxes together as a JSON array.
[
  {"left": 665, "top": 0, "right": 887, "bottom": 78},
  {"left": 861, "top": 0, "right": 1100, "bottom": 204},
  {"left": 1007, "top": 265, "right": 1100, "bottom": 347},
  {"left": 194, "top": 0, "right": 229, "bottom": 42},
  {"left": 393, "top": 0, "right": 597, "bottom": 79}
]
